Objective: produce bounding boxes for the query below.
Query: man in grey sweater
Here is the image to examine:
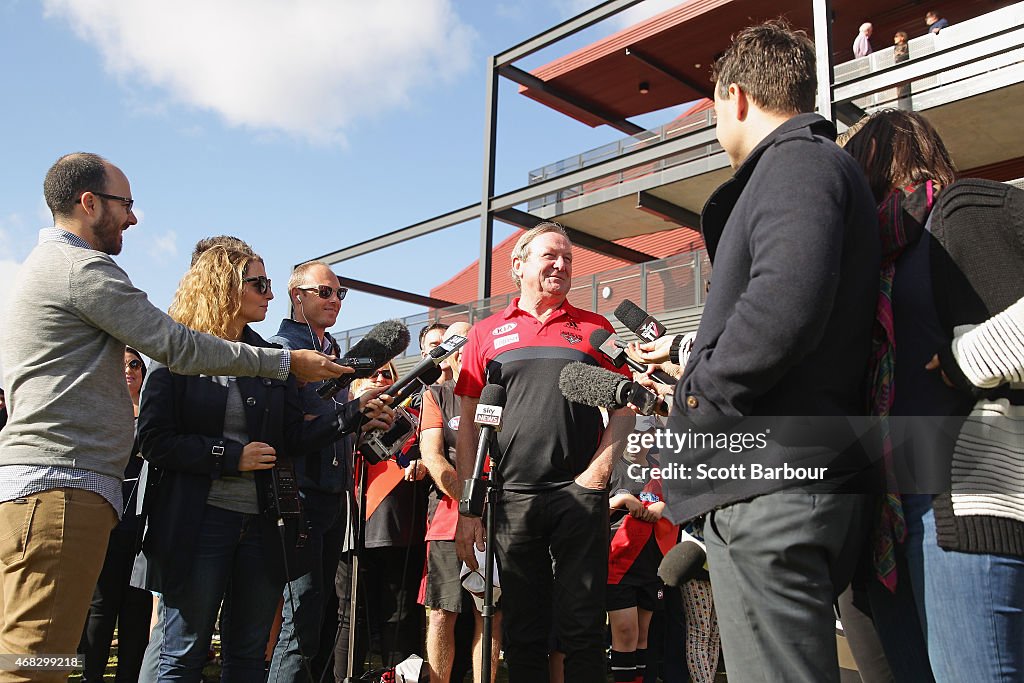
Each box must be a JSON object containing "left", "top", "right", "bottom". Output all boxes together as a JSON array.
[{"left": 0, "top": 152, "right": 345, "bottom": 681}]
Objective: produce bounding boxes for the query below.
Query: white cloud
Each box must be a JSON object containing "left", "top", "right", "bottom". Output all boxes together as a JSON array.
[
  {"left": 42, "top": 0, "right": 476, "bottom": 145},
  {"left": 145, "top": 229, "right": 178, "bottom": 261}
]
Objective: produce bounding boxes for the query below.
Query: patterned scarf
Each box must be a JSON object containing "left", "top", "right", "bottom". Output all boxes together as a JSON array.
[{"left": 870, "top": 181, "right": 934, "bottom": 592}]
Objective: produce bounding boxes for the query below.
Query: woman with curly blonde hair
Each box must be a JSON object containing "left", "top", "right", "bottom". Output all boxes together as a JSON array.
[{"left": 136, "top": 245, "right": 392, "bottom": 681}]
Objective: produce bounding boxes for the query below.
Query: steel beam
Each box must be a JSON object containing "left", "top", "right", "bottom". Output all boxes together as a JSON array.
[
  {"left": 496, "top": 0, "right": 646, "bottom": 66},
  {"left": 636, "top": 191, "right": 701, "bottom": 228},
  {"left": 336, "top": 276, "right": 457, "bottom": 310},
  {"left": 624, "top": 46, "right": 714, "bottom": 98},
  {"left": 479, "top": 56, "right": 500, "bottom": 300},
  {"left": 499, "top": 64, "right": 645, "bottom": 135},
  {"left": 494, "top": 208, "right": 656, "bottom": 264},
  {"left": 812, "top": 0, "right": 835, "bottom": 122}
]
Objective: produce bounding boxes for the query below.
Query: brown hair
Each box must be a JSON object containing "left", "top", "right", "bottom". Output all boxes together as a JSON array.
[
  {"left": 843, "top": 109, "right": 957, "bottom": 203},
  {"left": 712, "top": 20, "right": 817, "bottom": 115}
]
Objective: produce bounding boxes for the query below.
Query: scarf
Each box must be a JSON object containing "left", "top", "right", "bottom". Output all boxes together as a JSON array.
[{"left": 870, "top": 181, "right": 935, "bottom": 591}]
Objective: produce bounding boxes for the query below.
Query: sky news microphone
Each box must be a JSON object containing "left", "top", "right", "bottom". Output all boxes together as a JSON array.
[
  {"left": 614, "top": 299, "right": 667, "bottom": 343},
  {"left": 387, "top": 333, "right": 469, "bottom": 400},
  {"left": 318, "top": 319, "right": 410, "bottom": 399},
  {"left": 460, "top": 384, "right": 506, "bottom": 518},
  {"left": 558, "top": 362, "right": 668, "bottom": 416},
  {"left": 589, "top": 329, "right": 676, "bottom": 386}
]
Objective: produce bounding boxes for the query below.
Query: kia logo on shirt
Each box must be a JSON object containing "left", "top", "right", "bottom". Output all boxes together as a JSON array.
[{"left": 491, "top": 323, "right": 517, "bottom": 335}]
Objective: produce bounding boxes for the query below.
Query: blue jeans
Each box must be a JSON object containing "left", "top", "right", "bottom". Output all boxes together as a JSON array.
[
  {"left": 157, "top": 505, "right": 282, "bottom": 682},
  {"left": 267, "top": 491, "right": 342, "bottom": 683},
  {"left": 871, "top": 494, "right": 1024, "bottom": 682}
]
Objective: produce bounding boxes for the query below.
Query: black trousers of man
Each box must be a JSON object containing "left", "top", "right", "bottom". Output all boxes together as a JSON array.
[{"left": 494, "top": 483, "right": 609, "bottom": 682}]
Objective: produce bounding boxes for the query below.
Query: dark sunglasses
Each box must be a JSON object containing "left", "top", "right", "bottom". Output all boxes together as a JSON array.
[
  {"left": 85, "top": 191, "right": 134, "bottom": 213},
  {"left": 373, "top": 369, "right": 394, "bottom": 380},
  {"left": 298, "top": 285, "right": 348, "bottom": 301},
  {"left": 125, "top": 359, "right": 143, "bottom": 371},
  {"left": 244, "top": 275, "right": 272, "bottom": 295}
]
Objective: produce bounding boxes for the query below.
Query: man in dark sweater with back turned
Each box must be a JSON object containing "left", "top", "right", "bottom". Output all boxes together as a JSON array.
[
  {"left": 0, "top": 153, "right": 344, "bottom": 682},
  {"left": 653, "top": 22, "right": 881, "bottom": 683}
]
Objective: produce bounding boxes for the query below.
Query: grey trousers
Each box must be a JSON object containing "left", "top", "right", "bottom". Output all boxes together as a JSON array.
[{"left": 705, "top": 492, "right": 871, "bottom": 683}]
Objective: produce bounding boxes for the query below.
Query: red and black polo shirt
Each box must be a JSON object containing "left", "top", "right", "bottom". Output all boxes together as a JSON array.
[{"left": 455, "top": 298, "right": 630, "bottom": 492}]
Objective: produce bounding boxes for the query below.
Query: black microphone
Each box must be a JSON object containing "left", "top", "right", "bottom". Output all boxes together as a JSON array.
[
  {"left": 558, "top": 362, "right": 668, "bottom": 416},
  {"left": 460, "top": 384, "right": 506, "bottom": 518},
  {"left": 589, "top": 329, "right": 676, "bottom": 386},
  {"left": 318, "top": 319, "right": 410, "bottom": 399},
  {"left": 614, "top": 299, "right": 667, "bottom": 343},
  {"left": 387, "top": 334, "right": 468, "bottom": 400},
  {"left": 658, "top": 533, "right": 708, "bottom": 586}
]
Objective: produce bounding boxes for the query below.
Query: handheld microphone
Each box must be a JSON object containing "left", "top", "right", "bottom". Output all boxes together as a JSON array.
[
  {"left": 614, "top": 299, "right": 667, "bottom": 343},
  {"left": 658, "top": 532, "right": 708, "bottom": 586},
  {"left": 318, "top": 319, "right": 410, "bottom": 399},
  {"left": 356, "top": 365, "right": 442, "bottom": 465},
  {"left": 589, "top": 329, "right": 676, "bottom": 386},
  {"left": 558, "top": 362, "right": 668, "bottom": 416},
  {"left": 460, "top": 384, "right": 506, "bottom": 518},
  {"left": 387, "top": 334, "right": 468, "bottom": 399}
]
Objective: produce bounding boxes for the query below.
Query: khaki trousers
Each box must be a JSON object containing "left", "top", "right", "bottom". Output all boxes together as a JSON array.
[{"left": 0, "top": 488, "right": 116, "bottom": 683}]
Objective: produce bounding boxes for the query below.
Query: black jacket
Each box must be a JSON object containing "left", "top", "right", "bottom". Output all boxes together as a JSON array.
[
  {"left": 667, "top": 114, "right": 881, "bottom": 519},
  {"left": 136, "top": 326, "right": 363, "bottom": 593}
]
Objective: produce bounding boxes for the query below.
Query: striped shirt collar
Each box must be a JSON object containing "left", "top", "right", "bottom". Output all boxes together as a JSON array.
[{"left": 39, "top": 227, "right": 94, "bottom": 250}]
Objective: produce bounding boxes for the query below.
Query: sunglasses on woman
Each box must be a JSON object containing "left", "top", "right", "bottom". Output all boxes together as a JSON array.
[
  {"left": 374, "top": 369, "right": 393, "bottom": 380},
  {"left": 298, "top": 285, "right": 348, "bottom": 301},
  {"left": 125, "top": 359, "right": 143, "bottom": 371},
  {"left": 244, "top": 275, "right": 272, "bottom": 295}
]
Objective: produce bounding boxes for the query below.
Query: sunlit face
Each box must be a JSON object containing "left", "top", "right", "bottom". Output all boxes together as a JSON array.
[
  {"left": 513, "top": 232, "right": 573, "bottom": 300},
  {"left": 713, "top": 83, "right": 742, "bottom": 168},
  {"left": 89, "top": 163, "right": 137, "bottom": 256},
  {"left": 368, "top": 365, "right": 396, "bottom": 391},
  {"left": 294, "top": 264, "right": 343, "bottom": 330},
  {"left": 124, "top": 351, "right": 144, "bottom": 399},
  {"left": 239, "top": 260, "right": 273, "bottom": 325},
  {"left": 420, "top": 328, "right": 445, "bottom": 358}
]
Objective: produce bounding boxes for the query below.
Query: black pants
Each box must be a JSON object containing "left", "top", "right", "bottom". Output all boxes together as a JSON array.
[
  {"left": 494, "top": 483, "right": 609, "bottom": 683},
  {"left": 79, "top": 526, "right": 152, "bottom": 683},
  {"left": 334, "top": 544, "right": 426, "bottom": 677}
]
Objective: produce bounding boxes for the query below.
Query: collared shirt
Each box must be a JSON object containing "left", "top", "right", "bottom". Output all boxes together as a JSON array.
[{"left": 0, "top": 227, "right": 122, "bottom": 515}]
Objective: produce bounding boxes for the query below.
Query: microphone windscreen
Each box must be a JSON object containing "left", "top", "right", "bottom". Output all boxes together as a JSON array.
[
  {"left": 559, "top": 362, "right": 626, "bottom": 409},
  {"left": 478, "top": 383, "right": 507, "bottom": 409},
  {"left": 589, "top": 328, "right": 612, "bottom": 350},
  {"left": 347, "top": 319, "right": 410, "bottom": 368},
  {"left": 614, "top": 299, "right": 648, "bottom": 332},
  {"left": 658, "top": 537, "right": 708, "bottom": 586}
]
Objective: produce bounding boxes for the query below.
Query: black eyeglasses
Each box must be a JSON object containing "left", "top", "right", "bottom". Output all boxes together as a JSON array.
[
  {"left": 125, "top": 359, "right": 143, "bottom": 371},
  {"left": 244, "top": 275, "right": 272, "bottom": 294},
  {"left": 374, "top": 369, "right": 393, "bottom": 380},
  {"left": 86, "top": 192, "right": 134, "bottom": 213},
  {"left": 298, "top": 285, "right": 348, "bottom": 301}
]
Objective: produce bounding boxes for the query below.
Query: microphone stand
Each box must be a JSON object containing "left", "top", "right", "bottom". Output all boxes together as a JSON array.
[
  {"left": 344, "top": 436, "right": 367, "bottom": 682},
  {"left": 462, "top": 427, "right": 500, "bottom": 683}
]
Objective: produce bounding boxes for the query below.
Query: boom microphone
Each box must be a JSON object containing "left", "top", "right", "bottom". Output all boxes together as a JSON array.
[
  {"left": 387, "top": 334, "right": 468, "bottom": 399},
  {"left": 558, "top": 362, "right": 668, "bottom": 416},
  {"left": 589, "top": 329, "right": 676, "bottom": 386},
  {"left": 318, "top": 319, "right": 410, "bottom": 399},
  {"left": 460, "top": 384, "right": 506, "bottom": 518},
  {"left": 614, "top": 299, "right": 667, "bottom": 343}
]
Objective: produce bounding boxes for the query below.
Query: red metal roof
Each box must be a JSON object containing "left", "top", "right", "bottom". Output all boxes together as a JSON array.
[{"left": 520, "top": 0, "right": 1015, "bottom": 127}]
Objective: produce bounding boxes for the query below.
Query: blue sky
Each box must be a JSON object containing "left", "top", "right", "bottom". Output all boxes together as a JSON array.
[{"left": 0, "top": 0, "right": 683, "bottom": 363}]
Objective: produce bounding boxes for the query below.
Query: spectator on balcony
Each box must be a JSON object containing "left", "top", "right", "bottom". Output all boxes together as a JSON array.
[
  {"left": 925, "top": 11, "right": 949, "bottom": 35},
  {"left": 854, "top": 22, "right": 874, "bottom": 58}
]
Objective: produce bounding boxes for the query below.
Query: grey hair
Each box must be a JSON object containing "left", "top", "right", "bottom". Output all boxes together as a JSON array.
[{"left": 509, "top": 222, "right": 570, "bottom": 288}]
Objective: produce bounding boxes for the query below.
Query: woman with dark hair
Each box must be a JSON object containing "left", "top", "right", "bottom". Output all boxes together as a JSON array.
[
  {"left": 136, "top": 246, "right": 391, "bottom": 681},
  {"left": 79, "top": 347, "right": 153, "bottom": 682},
  {"left": 846, "top": 110, "right": 1024, "bottom": 682}
]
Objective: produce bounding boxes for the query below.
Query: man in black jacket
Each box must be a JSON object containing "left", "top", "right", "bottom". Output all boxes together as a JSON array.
[{"left": 663, "top": 21, "right": 880, "bottom": 683}]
